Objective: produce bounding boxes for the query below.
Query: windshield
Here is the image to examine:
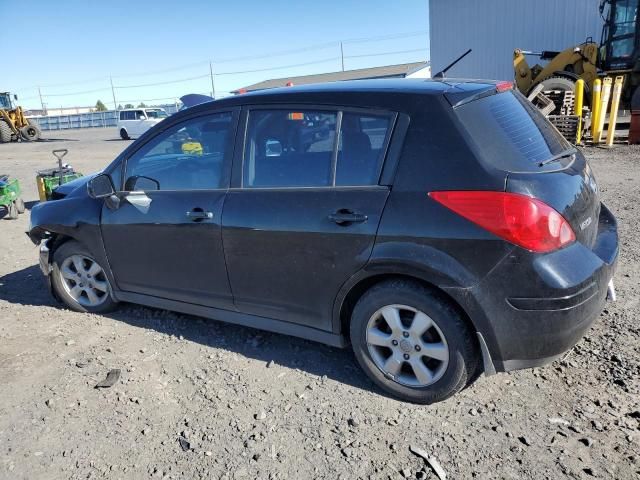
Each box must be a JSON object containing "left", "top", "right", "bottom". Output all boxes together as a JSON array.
[
  {"left": 145, "top": 109, "right": 168, "bottom": 119},
  {"left": 0, "top": 95, "right": 12, "bottom": 110},
  {"left": 455, "top": 90, "right": 572, "bottom": 172}
]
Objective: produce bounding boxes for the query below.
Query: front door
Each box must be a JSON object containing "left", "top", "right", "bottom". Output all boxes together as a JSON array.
[
  {"left": 222, "top": 107, "right": 395, "bottom": 330},
  {"left": 101, "top": 110, "right": 238, "bottom": 308}
]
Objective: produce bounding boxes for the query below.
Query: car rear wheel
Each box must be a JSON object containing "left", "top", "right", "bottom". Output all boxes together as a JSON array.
[
  {"left": 350, "top": 279, "right": 478, "bottom": 404},
  {"left": 51, "top": 241, "right": 118, "bottom": 313},
  {"left": 120, "top": 128, "right": 129, "bottom": 140}
]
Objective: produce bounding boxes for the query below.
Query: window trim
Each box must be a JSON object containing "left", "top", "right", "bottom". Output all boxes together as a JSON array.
[
  {"left": 119, "top": 108, "right": 240, "bottom": 193},
  {"left": 237, "top": 104, "right": 397, "bottom": 190}
]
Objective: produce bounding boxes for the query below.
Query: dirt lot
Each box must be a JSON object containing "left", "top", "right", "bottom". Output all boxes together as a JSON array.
[{"left": 0, "top": 128, "right": 638, "bottom": 480}]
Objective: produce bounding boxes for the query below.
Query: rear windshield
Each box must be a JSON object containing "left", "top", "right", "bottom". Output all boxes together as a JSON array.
[{"left": 455, "top": 90, "right": 572, "bottom": 171}]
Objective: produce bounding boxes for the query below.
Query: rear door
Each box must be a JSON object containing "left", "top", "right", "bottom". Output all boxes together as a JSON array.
[{"left": 221, "top": 107, "right": 396, "bottom": 330}]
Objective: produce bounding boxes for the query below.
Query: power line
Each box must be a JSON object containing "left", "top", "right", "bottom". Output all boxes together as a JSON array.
[
  {"left": 342, "top": 30, "right": 427, "bottom": 44},
  {"left": 115, "top": 74, "right": 210, "bottom": 89},
  {"left": 215, "top": 57, "right": 337, "bottom": 76},
  {"left": 16, "top": 30, "right": 428, "bottom": 89},
  {"left": 43, "top": 87, "right": 112, "bottom": 97},
  {"left": 344, "top": 47, "right": 426, "bottom": 59}
]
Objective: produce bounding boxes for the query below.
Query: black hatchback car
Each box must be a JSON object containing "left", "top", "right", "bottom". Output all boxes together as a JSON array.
[{"left": 29, "top": 79, "right": 618, "bottom": 404}]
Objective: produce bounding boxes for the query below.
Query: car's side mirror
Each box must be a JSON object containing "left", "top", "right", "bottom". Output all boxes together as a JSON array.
[
  {"left": 125, "top": 175, "right": 160, "bottom": 191},
  {"left": 265, "top": 139, "right": 282, "bottom": 157},
  {"left": 87, "top": 173, "right": 116, "bottom": 199}
]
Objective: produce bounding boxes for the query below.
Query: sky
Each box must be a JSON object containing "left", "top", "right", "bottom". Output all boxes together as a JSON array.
[{"left": 3, "top": 0, "right": 429, "bottom": 110}]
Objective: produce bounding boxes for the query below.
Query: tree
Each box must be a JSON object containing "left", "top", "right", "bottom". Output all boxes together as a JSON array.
[
  {"left": 95, "top": 100, "right": 108, "bottom": 111},
  {"left": 137, "top": 102, "right": 147, "bottom": 108},
  {"left": 124, "top": 103, "right": 134, "bottom": 109},
  {"left": 117, "top": 104, "right": 123, "bottom": 110}
]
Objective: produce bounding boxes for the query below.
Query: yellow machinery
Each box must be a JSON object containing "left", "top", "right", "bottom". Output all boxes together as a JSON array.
[
  {"left": 513, "top": 0, "right": 640, "bottom": 113},
  {"left": 514, "top": 43, "right": 599, "bottom": 104},
  {"left": 0, "top": 92, "right": 41, "bottom": 143}
]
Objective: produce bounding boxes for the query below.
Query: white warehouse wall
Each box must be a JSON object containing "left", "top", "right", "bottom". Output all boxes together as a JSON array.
[{"left": 429, "top": 0, "right": 605, "bottom": 81}]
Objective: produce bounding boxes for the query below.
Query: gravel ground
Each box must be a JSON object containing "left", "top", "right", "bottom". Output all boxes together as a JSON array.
[{"left": 0, "top": 128, "right": 638, "bottom": 480}]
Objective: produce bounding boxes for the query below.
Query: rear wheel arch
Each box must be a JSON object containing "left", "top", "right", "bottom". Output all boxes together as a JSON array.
[{"left": 336, "top": 271, "right": 480, "bottom": 344}]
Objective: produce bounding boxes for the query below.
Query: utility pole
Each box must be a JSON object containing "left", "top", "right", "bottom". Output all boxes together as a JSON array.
[
  {"left": 110, "top": 76, "right": 117, "bottom": 110},
  {"left": 37, "top": 86, "right": 46, "bottom": 114},
  {"left": 340, "top": 42, "right": 345, "bottom": 72},
  {"left": 209, "top": 61, "right": 216, "bottom": 99}
]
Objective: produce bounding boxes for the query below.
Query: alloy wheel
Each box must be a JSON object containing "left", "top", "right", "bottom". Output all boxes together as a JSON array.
[
  {"left": 58, "top": 255, "right": 110, "bottom": 307},
  {"left": 366, "top": 304, "right": 449, "bottom": 387}
]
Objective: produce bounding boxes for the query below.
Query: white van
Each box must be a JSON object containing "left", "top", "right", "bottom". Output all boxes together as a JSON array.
[{"left": 117, "top": 108, "right": 168, "bottom": 140}]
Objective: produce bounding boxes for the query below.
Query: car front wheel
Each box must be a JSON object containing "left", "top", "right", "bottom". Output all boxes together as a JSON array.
[
  {"left": 350, "top": 279, "right": 478, "bottom": 404},
  {"left": 51, "top": 241, "right": 118, "bottom": 313}
]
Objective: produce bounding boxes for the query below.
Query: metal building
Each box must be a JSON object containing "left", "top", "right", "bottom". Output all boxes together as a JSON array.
[{"left": 429, "top": 0, "right": 605, "bottom": 81}]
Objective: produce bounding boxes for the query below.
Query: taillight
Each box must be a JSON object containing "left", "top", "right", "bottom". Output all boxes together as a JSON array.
[
  {"left": 495, "top": 81, "right": 513, "bottom": 92},
  {"left": 429, "top": 191, "right": 576, "bottom": 253}
]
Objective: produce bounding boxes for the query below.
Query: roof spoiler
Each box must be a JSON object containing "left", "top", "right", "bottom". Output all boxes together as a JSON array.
[{"left": 180, "top": 94, "right": 214, "bottom": 108}]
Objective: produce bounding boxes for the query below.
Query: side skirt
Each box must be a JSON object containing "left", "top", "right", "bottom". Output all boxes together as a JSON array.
[{"left": 114, "top": 291, "right": 348, "bottom": 348}]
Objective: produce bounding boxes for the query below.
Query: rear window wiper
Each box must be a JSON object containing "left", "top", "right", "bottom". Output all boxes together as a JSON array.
[{"left": 538, "top": 148, "right": 576, "bottom": 167}]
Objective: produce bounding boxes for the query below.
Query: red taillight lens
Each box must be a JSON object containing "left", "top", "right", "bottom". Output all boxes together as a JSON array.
[
  {"left": 495, "top": 81, "right": 513, "bottom": 92},
  {"left": 429, "top": 191, "right": 576, "bottom": 253}
]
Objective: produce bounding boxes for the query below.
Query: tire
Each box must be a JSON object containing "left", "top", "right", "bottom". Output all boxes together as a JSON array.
[
  {"left": 535, "top": 76, "right": 576, "bottom": 94},
  {"left": 6, "top": 201, "right": 18, "bottom": 219},
  {"left": 0, "top": 120, "right": 12, "bottom": 143},
  {"left": 120, "top": 128, "right": 129, "bottom": 140},
  {"left": 350, "top": 279, "right": 478, "bottom": 404},
  {"left": 15, "top": 197, "right": 25, "bottom": 214},
  {"left": 20, "top": 122, "right": 41, "bottom": 141},
  {"left": 51, "top": 240, "right": 118, "bottom": 313}
]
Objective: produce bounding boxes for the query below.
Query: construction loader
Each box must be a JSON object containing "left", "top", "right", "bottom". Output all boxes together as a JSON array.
[
  {"left": 0, "top": 92, "right": 41, "bottom": 143},
  {"left": 513, "top": 0, "right": 640, "bottom": 113}
]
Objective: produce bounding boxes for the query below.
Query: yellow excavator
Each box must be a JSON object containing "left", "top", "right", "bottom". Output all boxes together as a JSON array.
[
  {"left": 514, "top": 0, "right": 640, "bottom": 112},
  {"left": 0, "top": 92, "right": 41, "bottom": 143}
]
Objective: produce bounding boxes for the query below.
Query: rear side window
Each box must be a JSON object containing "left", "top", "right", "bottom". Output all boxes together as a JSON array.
[
  {"left": 243, "top": 109, "right": 393, "bottom": 188},
  {"left": 336, "top": 113, "right": 391, "bottom": 186},
  {"left": 455, "top": 91, "right": 571, "bottom": 171}
]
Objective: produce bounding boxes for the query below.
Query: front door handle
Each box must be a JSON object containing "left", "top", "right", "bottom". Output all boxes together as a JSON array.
[
  {"left": 328, "top": 209, "right": 368, "bottom": 225},
  {"left": 186, "top": 208, "right": 213, "bottom": 221}
]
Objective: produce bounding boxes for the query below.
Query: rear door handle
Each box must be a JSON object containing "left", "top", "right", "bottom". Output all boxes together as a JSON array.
[
  {"left": 328, "top": 209, "right": 368, "bottom": 225},
  {"left": 186, "top": 209, "right": 213, "bottom": 221}
]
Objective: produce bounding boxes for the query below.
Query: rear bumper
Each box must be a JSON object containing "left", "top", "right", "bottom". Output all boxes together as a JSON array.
[{"left": 445, "top": 202, "right": 618, "bottom": 373}]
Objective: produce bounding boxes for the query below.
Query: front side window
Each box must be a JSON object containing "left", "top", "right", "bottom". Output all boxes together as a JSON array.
[
  {"left": 243, "top": 109, "right": 392, "bottom": 188},
  {"left": 124, "top": 112, "right": 233, "bottom": 191}
]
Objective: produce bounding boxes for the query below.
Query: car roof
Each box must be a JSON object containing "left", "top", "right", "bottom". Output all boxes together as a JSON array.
[{"left": 182, "top": 78, "right": 504, "bottom": 115}]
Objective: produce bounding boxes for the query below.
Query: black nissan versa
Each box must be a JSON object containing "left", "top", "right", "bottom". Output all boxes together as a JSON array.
[{"left": 28, "top": 79, "right": 618, "bottom": 404}]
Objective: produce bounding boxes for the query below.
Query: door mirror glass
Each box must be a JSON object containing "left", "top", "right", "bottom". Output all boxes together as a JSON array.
[
  {"left": 125, "top": 175, "right": 160, "bottom": 191},
  {"left": 265, "top": 139, "right": 283, "bottom": 157},
  {"left": 87, "top": 174, "right": 116, "bottom": 199}
]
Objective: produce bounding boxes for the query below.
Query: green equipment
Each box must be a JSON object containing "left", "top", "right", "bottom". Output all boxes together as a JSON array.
[
  {"left": 36, "top": 149, "right": 84, "bottom": 201},
  {"left": 0, "top": 174, "right": 25, "bottom": 219}
]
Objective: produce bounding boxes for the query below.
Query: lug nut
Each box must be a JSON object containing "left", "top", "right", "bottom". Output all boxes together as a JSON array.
[
  {"left": 403, "top": 353, "right": 410, "bottom": 360},
  {"left": 402, "top": 331, "right": 409, "bottom": 338},
  {"left": 392, "top": 340, "right": 399, "bottom": 346},
  {"left": 415, "top": 345, "right": 421, "bottom": 352}
]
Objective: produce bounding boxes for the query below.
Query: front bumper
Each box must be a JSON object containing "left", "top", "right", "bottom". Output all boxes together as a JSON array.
[
  {"left": 39, "top": 240, "right": 52, "bottom": 276},
  {"left": 447, "top": 203, "right": 619, "bottom": 373}
]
